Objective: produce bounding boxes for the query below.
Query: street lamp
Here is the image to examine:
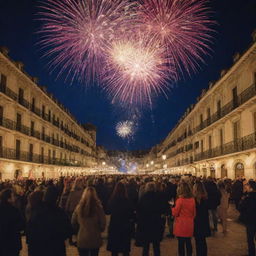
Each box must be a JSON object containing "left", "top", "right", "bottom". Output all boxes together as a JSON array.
[
  {"left": 102, "top": 161, "right": 106, "bottom": 166},
  {"left": 151, "top": 161, "right": 154, "bottom": 165},
  {"left": 162, "top": 154, "right": 166, "bottom": 160},
  {"left": 146, "top": 164, "right": 149, "bottom": 168}
]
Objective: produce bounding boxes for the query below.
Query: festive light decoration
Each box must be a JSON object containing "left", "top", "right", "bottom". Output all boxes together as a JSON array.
[
  {"left": 116, "top": 121, "right": 134, "bottom": 138},
  {"left": 38, "top": 0, "right": 214, "bottom": 105}
]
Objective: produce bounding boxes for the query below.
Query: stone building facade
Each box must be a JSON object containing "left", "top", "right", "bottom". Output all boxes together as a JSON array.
[
  {"left": 143, "top": 33, "right": 256, "bottom": 179},
  {"left": 0, "top": 47, "right": 97, "bottom": 180}
]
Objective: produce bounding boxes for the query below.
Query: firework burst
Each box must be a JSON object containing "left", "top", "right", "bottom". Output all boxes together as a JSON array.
[
  {"left": 138, "top": 0, "right": 215, "bottom": 75},
  {"left": 116, "top": 121, "right": 134, "bottom": 139},
  {"left": 38, "top": 0, "right": 136, "bottom": 82},
  {"left": 103, "top": 36, "right": 176, "bottom": 105}
]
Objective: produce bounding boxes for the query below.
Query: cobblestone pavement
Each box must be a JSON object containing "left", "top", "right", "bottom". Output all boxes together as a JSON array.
[{"left": 21, "top": 205, "right": 248, "bottom": 256}]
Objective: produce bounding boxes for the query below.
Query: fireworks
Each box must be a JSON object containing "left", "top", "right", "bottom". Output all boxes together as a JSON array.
[
  {"left": 103, "top": 37, "right": 175, "bottom": 105},
  {"left": 138, "top": 0, "right": 214, "bottom": 75},
  {"left": 116, "top": 121, "right": 134, "bottom": 139},
  {"left": 38, "top": 0, "right": 214, "bottom": 104},
  {"left": 38, "top": 0, "right": 136, "bottom": 82}
]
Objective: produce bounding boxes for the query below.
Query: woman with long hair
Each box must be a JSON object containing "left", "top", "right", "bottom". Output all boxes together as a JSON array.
[
  {"left": 72, "top": 186, "right": 106, "bottom": 256},
  {"left": 217, "top": 181, "right": 230, "bottom": 234},
  {"left": 172, "top": 182, "right": 196, "bottom": 256},
  {"left": 107, "top": 182, "right": 134, "bottom": 256},
  {"left": 193, "top": 181, "right": 211, "bottom": 256}
]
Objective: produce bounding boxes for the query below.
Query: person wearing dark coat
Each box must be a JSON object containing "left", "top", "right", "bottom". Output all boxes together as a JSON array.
[
  {"left": 232, "top": 178, "right": 244, "bottom": 210},
  {"left": 0, "top": 189, "right": 25, "bottom": 256},
  {"left": 193, "top": 182, "right": 211, "bottom": 256},
  {"left": 136, "top": 182, "right": 165, "bottom": 256},
  {"left": 204, "top": 178, "right": 221, "bottom": 232},
  {"left": 26, "top": 186, "right": 72, "bottom": 256},
  {"left": 238, "top": 181, "right": 256, "bottom": 256},
  {"left": 107, "top": 182, "right": 134, "bottom": 256}
]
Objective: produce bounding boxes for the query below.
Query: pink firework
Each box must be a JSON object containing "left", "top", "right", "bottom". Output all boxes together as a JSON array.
[
  {"left": 103, "top": 36, "right": 176, "bottom": 106},
  {"left": 138, "top": 0, "right": 215, "bottom": 76},
  {"left": 38, "top": 0, "right": 136, "bottom": 83}
]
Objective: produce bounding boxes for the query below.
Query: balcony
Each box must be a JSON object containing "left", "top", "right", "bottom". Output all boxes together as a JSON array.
[
  {"left": 194, "top": 132, "right": 256, "bottom": 161},
  {"left": 0, "top": 147, "right": 83, "bottom": 166}
]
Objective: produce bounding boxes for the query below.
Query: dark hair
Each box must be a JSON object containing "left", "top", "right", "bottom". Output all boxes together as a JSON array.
[
  {"left": 44, "top": 186, "right": 59, "bottom": 205},
  {"left": 110, "top": 182, "right": 127, "bottom": 200},
  {"left": 0, "top": 189, "right": 12, "bottom": 204},
  {"left": 248, "top": 180, "right": 256, "bottom": 191}
]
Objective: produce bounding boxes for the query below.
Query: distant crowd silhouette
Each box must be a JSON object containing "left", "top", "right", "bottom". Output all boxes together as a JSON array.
[{"left": 0, "top": 174, "right": 255, "bottom": 256}]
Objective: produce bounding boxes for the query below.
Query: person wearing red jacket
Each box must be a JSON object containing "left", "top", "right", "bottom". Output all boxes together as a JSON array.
[{"left": 172, "top": 182, "right": 196, "bottom": 256}]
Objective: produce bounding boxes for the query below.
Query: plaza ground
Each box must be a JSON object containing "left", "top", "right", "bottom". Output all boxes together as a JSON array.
[{"left": 21, "top": 205, "right": 248, "bottom": 256}]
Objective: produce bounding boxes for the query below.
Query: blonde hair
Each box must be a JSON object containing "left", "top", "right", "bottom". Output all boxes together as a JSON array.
[{"left": 77, "top": 187, "right": 101, "bottom": 218}]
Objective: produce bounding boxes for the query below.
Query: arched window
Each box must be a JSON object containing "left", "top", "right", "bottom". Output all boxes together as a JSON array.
[
  {"left": 221, "top": 164, "right": 227, "bottom": 178},
  {"left": 14, "top": 169, "right": 21, "bottom": 179},
  {"left": 235, "top": 162, "right": 244, "bottom": 178}
]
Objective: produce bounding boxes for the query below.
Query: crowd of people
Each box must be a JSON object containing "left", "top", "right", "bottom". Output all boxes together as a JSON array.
[{"left": 0, "top": 174, "right": 255, "bottom": 256}]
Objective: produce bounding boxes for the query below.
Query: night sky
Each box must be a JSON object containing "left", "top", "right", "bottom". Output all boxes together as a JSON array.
[{"left": 0, "top": 0, "right": 256, "bottom": 151}]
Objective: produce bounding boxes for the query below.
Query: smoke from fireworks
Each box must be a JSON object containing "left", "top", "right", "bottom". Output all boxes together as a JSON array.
[
  {"left": 116, "top": 121, "right": 134, "bottom": 139},
  {"left": 38, "top": 0, "right": 214, "bottom": 105}
]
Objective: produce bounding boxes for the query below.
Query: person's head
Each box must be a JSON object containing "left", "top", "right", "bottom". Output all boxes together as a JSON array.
[
  {"left": 145, "top": 182, "right": 155, "bottom": 193},
  {"left": 72, "top": 178, "right": 84, "bottom": 191},
  {"left": 111, "top": 182, "right": 127, "bottom": 200},
  {"left": 177, "top": 182, "right": 193, "bottom": 198},
  {"left": 193, "top": 181, "right": 207, "bottom": 203},
  {"left": 245, "top": 180, "right": 256, "bottom": 193},
  {"left": 44, "top": 186, "right": 59, "bottom": 205},
  {"left": 28, "top": 191, "right": 44, "bottom": 209},
  {"left": 0, "top": 188, "right": 14, "bottom": 204},
  {"left": 77, "top": 186, "right": 101, "bottom": 218}
]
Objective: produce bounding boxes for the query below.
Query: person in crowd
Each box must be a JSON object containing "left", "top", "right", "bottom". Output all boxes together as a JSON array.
[
  {"left": 107, "top": 182, "right": 134, "bottom": 256},
  {"left": 172, "top": 181, "right": 196, "bottom": 256},
  {"left": 72, "top": 186, "right": 106, "bottom": 256},
  {"left": 204, "top": 177, "right": 221, "bottom": 233},
  {"left": 26, "top": 186, "right": 72, "bottom": 256},
  {"left": 0, "top": 188, "right": 25, "bottom": 256},
  {"left": 95, "top": 178, "right": 109, "bottom": 213},
  {"left": 136, "top": 182, "right": 165, "bottom": 256},
  {"left": 59, "top": 179, "right": 72, "bottom": 209},
  {"left": 193, "top": 181, "right": 211, "bottom": 256},
  {"left": 239, "top": 180, "right": 256, "bottom": 256},
  {"left": 231, "top": 177, "right": 244, "bottom": 210},
  {"left": 25, "top": 190, "right": 44, "bottom": 221},
  {"left": 217, "top": 181, "right": 230, "bottom": 234}
]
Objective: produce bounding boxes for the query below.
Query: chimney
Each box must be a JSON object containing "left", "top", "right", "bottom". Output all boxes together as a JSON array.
[
  {"left": 15, "top": 61, "right": 24, "bottom": 71},
  {"left": 0, "top": 46, "right": 9, "bottom": 56},
  {"left": 32, "top": 76, "right": 38, "bottom": 84},
  {"left": 220, "top": 69, "right": 227, "bottom": 77},
  {"left": 252, "top": 29, "right": 256, "bottom": 42},
  {"left": 208, "top": 81, "right": 214, "bottom": 89},
  {"left": 233, "top": 52, "right": 240, "bottom": 62}
]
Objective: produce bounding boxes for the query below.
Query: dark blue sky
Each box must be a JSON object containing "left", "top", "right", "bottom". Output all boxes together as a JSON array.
[{"left": 0, "top": 0, "right": 256, "bottom": 151}]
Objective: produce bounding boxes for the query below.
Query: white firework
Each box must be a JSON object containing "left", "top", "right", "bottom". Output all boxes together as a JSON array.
[{"left": 116, "top": 121, "right": 134, "bottom": 138}]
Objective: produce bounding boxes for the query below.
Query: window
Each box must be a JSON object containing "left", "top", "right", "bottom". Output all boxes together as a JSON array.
[
  {"left": 29, "top": 144, "right": 33, "bottom": 161},
  {"left": 200, "top": 114, "right": 203, "bottom": 125},
  {"left": 18, "top": 88, "right": 24, "bottom": 103},
  {"left": 0, "top": 74, "right": 7, "bottom": 92},
  {"left": 30, "top": 121, "right": 34, "bottom": 136},
  {"left": 31, "top": 97, "right": 35, "bottom": 111},
  {"left": 41, "top": 147, "right": 44, "bottom": 163},
  {"left": 220, "top": 129, "right": 224, "bottom": 147},
  {"left": 42, "top": 127, "right": 45, "bottom": 140},
  {"left": 217, "top": 100, "right": 221, "bottom": 118},
  {"left": 195, "top": 141, "right": 199, "bottom": 149},
  {"left": 16, "top": 113, "right": 21, "bottom": 131},
  {"left": 0, "top": 136, "right": 3, "bottom": 157},
  {"left": 208, "top": 135, "right": 212, "bottom": 150},
  {"left": 16, "top": 139, "right": 21, "bottom": 159},
  {"left": 201, "top": 140, "right": 204, "bottom": 153},
  {"left": 207, "top": 108, "right": 211, "bottom": 121},
  {"left": 48, "top": 110, "right": 51, "bottom": 122},
  {"left": 48, "top": 149, "right": 51, "bottom": 163},
  {"left": 233, "top": 121, "right": 240, "bottom": 140},
  {"left": 253, "top": 112, "right": 256, "bottom": 132},
  {"left": 42, "top": 105, "right": 45, "bottom": 118},
  {"left": 0, "top": 105, "right": 3, "bottom": 125},
  {"left": 232, "top": 87, "right": 238, "bottom": 108}
]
